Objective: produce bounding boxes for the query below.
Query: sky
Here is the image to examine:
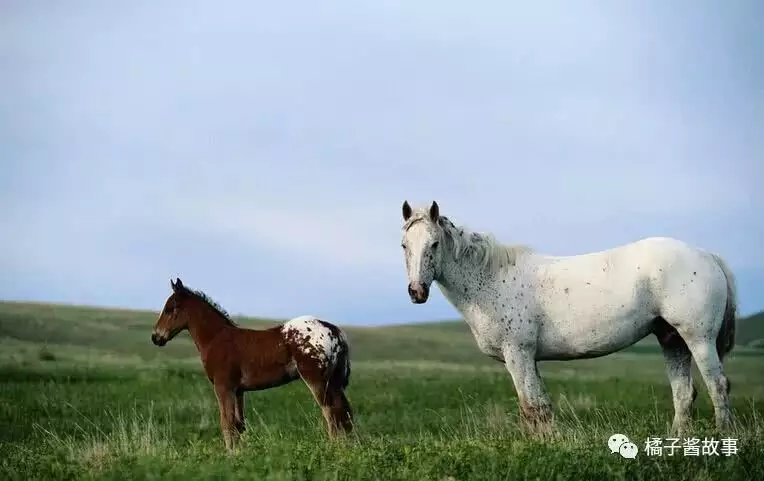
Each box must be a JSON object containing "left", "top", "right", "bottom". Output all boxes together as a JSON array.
[{"left": 1, "top": 0, "right": 762, "bottom": 326}]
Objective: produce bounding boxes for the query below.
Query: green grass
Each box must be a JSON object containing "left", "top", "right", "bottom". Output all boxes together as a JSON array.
[
  {"left": 0, "top": 301, "right": 763, "bottom": 480},
  {"left": 737, "top": 312, "right": 764, "bottom": 346}
]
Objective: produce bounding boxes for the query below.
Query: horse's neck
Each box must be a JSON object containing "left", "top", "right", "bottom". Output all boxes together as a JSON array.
[
  {"left": 435, "top": 255, "right": 491, "bottom": 317},
  {"left": 186, "top": 309, "right": 231, "bottom": 352},
  {"left": 436, "top": 252, "right": 532, "bottom": 326}
]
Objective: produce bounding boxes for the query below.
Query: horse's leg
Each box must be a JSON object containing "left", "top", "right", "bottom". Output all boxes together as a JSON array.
[
  {"left": 295, "top": 355, "right": 351, "bottom": 437},
  {"left": 656, "top": 325, "right": 696, "bottom": 435},
  {"left": 303, "top": 378, "right": 338, "bottom": 437},
  {"left": 502, "top": 343, "right": 552, "bottom": 433},
  {"left": 234, "top": 390, "right": 246, "bottom": 434},
  {"left": 303, "top": 380, "right": 354, "bottom": 437},
  {"left": 214, "top": 383, "right": 239, "bottom": 451},
  {"left": 328, "top": 389, "right": 353, "bottom": 434},
  {"left": 683, "top": 337, "right": 733, "bottom": 430},
  {"left": 295, "top": 362, "right": 336, "bottom": 437},
  {"left": 338, "top": 390, "right": 353, "bottom": 433}
]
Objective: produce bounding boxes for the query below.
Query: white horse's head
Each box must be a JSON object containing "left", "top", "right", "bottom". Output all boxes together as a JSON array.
[{"left": 400, "top": 200, "right": 444, "bottom": 304}]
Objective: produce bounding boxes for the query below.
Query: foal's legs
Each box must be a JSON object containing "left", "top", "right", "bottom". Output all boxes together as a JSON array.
[
  {"left": 656, "top": 327, "right": 696, "bottom": 435},
  {"left": 304, "top": 380, "right": 352, "bottom": 437},
  {"left": 214, "top": 383, "right": 239, "bottom": 451},
  {"left": 234, "top": 390, "right": 246, "bottom": 433},
  {"left": 296, "top": 354, "right": 353, "bottom": 438},
  {"left": 502, "top": 343, "right": 552, "bottom": 433},
  {"left": 329, "top": 389, "right": 353, "bottom": 434}
]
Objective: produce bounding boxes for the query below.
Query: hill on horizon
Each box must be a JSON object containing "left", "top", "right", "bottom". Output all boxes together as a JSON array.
[{"left": 0, "top": 300, "right": 761, "bottom": 369}]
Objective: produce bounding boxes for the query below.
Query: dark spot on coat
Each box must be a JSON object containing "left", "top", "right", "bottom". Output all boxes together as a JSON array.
[
  {"left": 502, "top": 279, "right": 506, "bottom": 283},
  {"left": 564, "top": 288, "right": 570, "bottom": 294},
  {"left": 693, "top": 271, "right": 697, "bottom": 275}
]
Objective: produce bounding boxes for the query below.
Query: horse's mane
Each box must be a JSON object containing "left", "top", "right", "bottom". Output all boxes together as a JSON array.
[
  {"left": 404, "top": 211, "right": 533, "bottom": 274},
  {"left": 181, "top": 285, "right": 237, "bottom": 326}
]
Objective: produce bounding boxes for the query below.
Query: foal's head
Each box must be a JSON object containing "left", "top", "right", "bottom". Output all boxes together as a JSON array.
[
  {"left": 151, "top": 277, "right": 194, "bottom": 346},
  {"left": 400, "top": 200, "right": 444, "bottom": 304}
]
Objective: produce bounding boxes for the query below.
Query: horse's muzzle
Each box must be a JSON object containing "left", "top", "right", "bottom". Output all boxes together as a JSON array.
[
  {"left": 151, "top": 333, "right": 167, "bottom": 347},
  {"left": 408, "top": 282, "right": 430, "bottom": 304}
]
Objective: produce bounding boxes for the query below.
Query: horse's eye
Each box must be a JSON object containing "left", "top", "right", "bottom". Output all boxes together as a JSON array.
[
  {"left": 432, "top": 241, "right": 439, "bottom": 249},
  {"left": 401, "top": 243, "right": 407, "bottom": 250}
]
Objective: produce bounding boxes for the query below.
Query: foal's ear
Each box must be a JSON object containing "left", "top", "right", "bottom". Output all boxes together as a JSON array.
[
  {"left": 402, "top": 200, "right": 413, "bottom": 221},
  {"left": 429, "top": 201, "right": 440, "bottom": 222}
]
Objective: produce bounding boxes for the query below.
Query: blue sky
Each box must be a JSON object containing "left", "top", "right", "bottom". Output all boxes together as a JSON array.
[{"left": 1, "top": 0, "right": 762, "bottom": 325}]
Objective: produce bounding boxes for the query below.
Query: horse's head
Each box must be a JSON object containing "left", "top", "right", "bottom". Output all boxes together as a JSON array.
[
  {"left": 400, "top": 200, "right": 444, "bottom": 304},
  {"left": 152, "top": 277, "right": 192, "bottom": 346}
]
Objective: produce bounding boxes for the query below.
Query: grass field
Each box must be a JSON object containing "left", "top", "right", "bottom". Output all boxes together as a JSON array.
[{"left": 1, "top": 301, "right": 762, "bottom": 480}]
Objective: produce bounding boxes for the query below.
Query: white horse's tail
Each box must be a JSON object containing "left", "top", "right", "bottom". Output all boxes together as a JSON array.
[{"left": 709, "top": 252, "right": 737, "bottom": 360}]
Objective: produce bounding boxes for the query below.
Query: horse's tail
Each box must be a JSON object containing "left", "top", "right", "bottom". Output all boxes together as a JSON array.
[
  {"left": 332, "top": 329, "right": 351, "bottom": 390},
  {"left": 709, "top": 252, "right": 737, "bottom": 360}
]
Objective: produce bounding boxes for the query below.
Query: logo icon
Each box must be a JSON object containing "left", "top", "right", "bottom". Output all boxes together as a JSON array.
[{"left": 608, "top": 433, "right": 637, "bottom": 459}]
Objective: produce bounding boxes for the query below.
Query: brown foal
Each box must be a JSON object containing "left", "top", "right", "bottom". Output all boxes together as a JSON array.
[{"left": 151, "top": 278, "right": 353, "bottom": 450}]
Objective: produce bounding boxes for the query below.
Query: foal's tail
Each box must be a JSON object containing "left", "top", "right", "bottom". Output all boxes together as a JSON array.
[
  {"left": 331, "top": 330, "right": 351, "bottom": 390},
  {"left": 710, "top": 252, "right": 737, "bottom": 360}
]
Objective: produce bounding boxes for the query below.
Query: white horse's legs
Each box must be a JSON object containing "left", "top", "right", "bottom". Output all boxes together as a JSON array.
[
  {"left": 684, "top": 339, "right": 733, "bottom": 430},
  {"left": 658, "top": 341, "right": 696, "bottom": 435},
  {"left": 654, "top": 318, "right": 697, "bottom": 435},
  {"left": 502, "top": 344, "right": 552, "bottom": 432}
]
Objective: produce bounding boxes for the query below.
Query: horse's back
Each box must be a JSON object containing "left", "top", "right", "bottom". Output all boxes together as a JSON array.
[
  {"left": 544, "top": 236, "right": 727, "bottom": 315},
  {"left": 530, "top": 236, "right": 728, "bottom": 359},
  {"left": 541, "top": 236, "right": 712, "bottom": 275}
]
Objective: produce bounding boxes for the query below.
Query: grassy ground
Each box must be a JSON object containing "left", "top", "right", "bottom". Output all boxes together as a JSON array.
[{"left": 0, "top": 302, "right": 762, "bottom": 480}]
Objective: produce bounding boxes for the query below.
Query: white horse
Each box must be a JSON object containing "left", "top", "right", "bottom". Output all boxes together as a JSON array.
[{"left": 399, "top": 201, "right": 736, "bottom": 434}]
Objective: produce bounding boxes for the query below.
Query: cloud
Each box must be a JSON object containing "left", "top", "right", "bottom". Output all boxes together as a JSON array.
[
  {"left": 164, "top": 196, "right": 400, "bottom": 271},
  {"left": 1, "top": 0, "right": 762, "bottom": 322}
]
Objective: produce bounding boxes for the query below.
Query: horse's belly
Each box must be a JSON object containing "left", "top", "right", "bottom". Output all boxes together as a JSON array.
[
  {"left": 535, "top": 314, "right": 654, "bottom": 361},
  {"left": 240, "top": 359, "right": 299, "bottom": 391}
]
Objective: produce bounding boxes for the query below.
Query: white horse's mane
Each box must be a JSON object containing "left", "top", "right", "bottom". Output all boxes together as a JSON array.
[{"left": 404, "top": 210, "right": 533, "bottom": 274}]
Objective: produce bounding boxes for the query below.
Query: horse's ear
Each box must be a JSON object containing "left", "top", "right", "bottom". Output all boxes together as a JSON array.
[
  {"left": 402, "top": 200, "right": 413, "bottom": 221},
  {"left": 171, "top": 277, "right": 183, "bottom": 292},
  {"left": 170, "top": 278, "right": 176, "bottom": 290},
  {"left": 429, "top": 201, "right": 439, "bottom": 222}
]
